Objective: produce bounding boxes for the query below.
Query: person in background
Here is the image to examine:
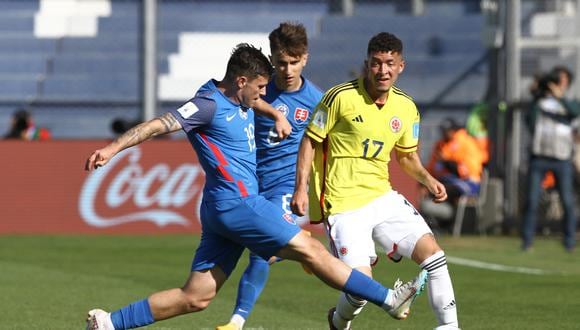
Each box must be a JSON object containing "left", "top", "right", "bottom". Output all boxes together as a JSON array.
[
  {"left": 522, "top": 66, "right": 580, "bottom": 252},
  {"left": 428, "top": 117, "right": 484, "bottom": 201},
  {"left": 4, "top": 108, "right": 51, "bottom": 141}
]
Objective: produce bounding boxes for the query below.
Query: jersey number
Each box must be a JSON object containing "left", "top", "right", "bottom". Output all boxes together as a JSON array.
[
  {"left": 244, "top": 124, "right": 256, "bottom": 152},
  {"left": 362, "top": 139, "right": 384, "bottom": 158}
]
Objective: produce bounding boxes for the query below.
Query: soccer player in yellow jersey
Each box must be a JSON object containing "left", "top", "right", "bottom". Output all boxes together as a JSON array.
[{"left": 292, "top": 32, "right": 459, "bottom": 330}]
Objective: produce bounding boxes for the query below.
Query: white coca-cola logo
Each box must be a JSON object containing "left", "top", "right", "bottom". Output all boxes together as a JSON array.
[{"left": 79, "top": 147, "right": 202, "bottom": 227}]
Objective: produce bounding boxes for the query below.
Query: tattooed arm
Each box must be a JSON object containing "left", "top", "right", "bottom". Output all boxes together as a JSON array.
[{"left": 85, "top": 112, "right": 182, "bottom": 171}]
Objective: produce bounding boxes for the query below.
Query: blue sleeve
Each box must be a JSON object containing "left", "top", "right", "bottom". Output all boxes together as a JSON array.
[{"left": 170, "top": 97, "right": 217, "bottom": 132}]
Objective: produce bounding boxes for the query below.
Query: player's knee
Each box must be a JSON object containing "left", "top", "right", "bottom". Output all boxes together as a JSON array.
[
  {"left": 301, "top": 237, "right": 328, "bottom": 263},
  {"left": 181, "top": 292, "right": 214, "bottom": 312},
  {"left": 412, "top": 234, "right": 443, "bottom": 262},
  {"left": 183, "top": 296, "right": 211, "bottom": 312}
]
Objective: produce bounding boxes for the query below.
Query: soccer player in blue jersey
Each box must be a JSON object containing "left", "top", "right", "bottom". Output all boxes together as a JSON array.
[
  {"left": 84, "top": 43, "right": 425, "bottom": 330},
  {"left": 217, "top": 22, "right": 324, "bottom": 330}
]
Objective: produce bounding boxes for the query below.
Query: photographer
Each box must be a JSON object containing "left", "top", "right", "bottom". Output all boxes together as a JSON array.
[{"left": 522, "top": 66, "right": 580, "bottom": 252}]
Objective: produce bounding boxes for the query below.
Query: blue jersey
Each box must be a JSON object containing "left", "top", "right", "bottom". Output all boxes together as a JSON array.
[
  {"left": 255, "top": 76, "right": 323, "bottom": 195},
  {"left": 170, "top": 79, "right": 258, "bottom": 202}
]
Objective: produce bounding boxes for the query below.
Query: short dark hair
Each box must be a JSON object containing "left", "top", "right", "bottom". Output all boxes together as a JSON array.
[
  {"left": 551, "top": 65, "right": 574, "bottom": 84},
  {"left": 269, "top": 22, "right": 308, "bottom": 57},
  {"left": 224, "top": 43, "right": 273, "bottom": 81},
  {"left": 367, "top": 32, "right": 403, "bottom": 56}
]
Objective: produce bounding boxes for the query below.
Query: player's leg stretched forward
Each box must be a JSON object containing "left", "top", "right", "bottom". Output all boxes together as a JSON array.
[
  {"left": 86, "top": 231, "right": 426, "bottom": 330},
  {"left": 86, "top": 266, "right": 230, "bottom": 330},
  {"left": 277, "top": 231, "right": 427, "bottom": 320}
]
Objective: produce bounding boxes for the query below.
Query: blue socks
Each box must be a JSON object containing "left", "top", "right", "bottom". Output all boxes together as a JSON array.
[
  {"left": 343, "top": 269, "right": 389, "bottom": 307},
  {"left": 111, "top": 298, "right": 155, "bottom": 329},
  {"left": 233, "top": 253, "right": 270, "bottom": 319}
]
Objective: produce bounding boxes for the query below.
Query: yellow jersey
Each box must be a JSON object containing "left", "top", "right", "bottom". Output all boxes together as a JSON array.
[{"left": 306, "top": 77, "right": 420, "bottom": 222}]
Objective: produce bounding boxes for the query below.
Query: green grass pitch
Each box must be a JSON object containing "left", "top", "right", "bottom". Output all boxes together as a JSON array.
[{"left": 1, "top": 234, "right": 579, "bottom": 329}]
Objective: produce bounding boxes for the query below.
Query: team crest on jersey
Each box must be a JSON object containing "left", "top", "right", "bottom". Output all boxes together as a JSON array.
[
  {"left": 238, "top": 107, "right": 248, "bottom": 120},
  {"left": 389, "top": 116, "right": 402, "bottom": 133},
  {"left": 283, "top": 213, "right": 296, "bottom": 225},
  {"left": 294, "top": 107, "right": 309, "bottom": 123},
  {"left": 275, "top": 103, "right": 290, "bottom": 117},
  {"left": 339, "top": 246, "right": 348, "bottom": 256}
]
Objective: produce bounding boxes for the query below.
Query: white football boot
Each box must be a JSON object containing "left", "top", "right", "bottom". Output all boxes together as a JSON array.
[
  {"left": 385, "top": 270, "right": 428, "bottom": 320},
  {"left": 86, "top": 309, "right": 115, "bottom": 330}
]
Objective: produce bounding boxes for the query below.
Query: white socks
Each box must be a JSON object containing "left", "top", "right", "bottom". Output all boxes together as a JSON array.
[
  {"left": 420, "top": 251, "right": 459, "bottom": 328},
  {"left": 332, "top": 293, "right": 367, "bottom": 329}
]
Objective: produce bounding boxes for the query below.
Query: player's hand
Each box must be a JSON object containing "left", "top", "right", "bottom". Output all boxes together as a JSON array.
[
  {"left": 429, "top": 179, "right": 448, "bottom": 203},
  {"left": 85, "top": 147, "right": 116, "bottom": 171},
  {"left": 273, "top": 114, "right": 292, "bottom": 140},
  {"left": 291, "top": 190, "right": 308, "bottom": 216}
]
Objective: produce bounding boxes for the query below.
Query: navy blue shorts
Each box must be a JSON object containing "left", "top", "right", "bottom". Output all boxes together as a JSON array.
[{"left": 191, "top": 195, "right": 301, "bottom": 276}]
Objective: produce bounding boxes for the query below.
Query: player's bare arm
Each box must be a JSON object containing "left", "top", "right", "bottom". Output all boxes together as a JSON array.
[
  {"left": 290, "top": 134, "right": 316, "bottom": 216},
  {"left": 85, "top": 112, "right": 182, "bottom": 171},
  {"left": 253, "top": 98, "right": 292, "bottom": 139},
  {"left": 395, "top": 150, "right": 447, "bottom": 203}
]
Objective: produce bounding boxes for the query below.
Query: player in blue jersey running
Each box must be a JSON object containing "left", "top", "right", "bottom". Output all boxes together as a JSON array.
[
  {"left": 217, "top": 22, "right": 324, "bottom": 330},
  {"left": 84, "top": 43, "right": 426, "bottom": 330}
]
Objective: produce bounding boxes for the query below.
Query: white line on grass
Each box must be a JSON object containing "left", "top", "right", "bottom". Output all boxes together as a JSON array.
[{"left": 447, "top": 256, "right": 554, "bottom": 275}]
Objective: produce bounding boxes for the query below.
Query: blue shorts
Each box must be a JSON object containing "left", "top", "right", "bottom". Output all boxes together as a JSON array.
[
  {"left": 261, "top": 188, "right": 295, "bottom": 219},
  {"left": 191, "top": 195, "right": 301, "bottom": 276}
]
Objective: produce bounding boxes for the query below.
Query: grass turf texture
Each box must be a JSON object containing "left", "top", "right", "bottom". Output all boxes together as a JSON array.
[{"left": 1, "top": 235, "right": 579, "bottom": 329}]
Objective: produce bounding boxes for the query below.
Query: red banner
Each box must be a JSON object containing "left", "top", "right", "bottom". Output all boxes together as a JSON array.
[{"left": 0, "top": 141, "right": 418, "bottom": 234}]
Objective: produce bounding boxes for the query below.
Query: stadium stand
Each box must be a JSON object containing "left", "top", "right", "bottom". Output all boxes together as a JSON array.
[
  {"left": 305, "top": 4, "right": 488, "bottom": 102},
  {"left": 1, "top": 0, "right": 493, "bottom": 139}
]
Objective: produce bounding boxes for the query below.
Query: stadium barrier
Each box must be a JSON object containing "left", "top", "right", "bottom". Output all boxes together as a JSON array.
[{"left": 0, "top": 140, "right": 419, "bottom": 234}]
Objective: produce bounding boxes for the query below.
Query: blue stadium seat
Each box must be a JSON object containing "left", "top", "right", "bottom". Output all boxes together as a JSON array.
[
  {"left": 396, "top": 76, "right": 487, "bottom": 103},
  {"left": 59, "top": 36, "right": 140, "bottom": 53},
  {"left": 41, "top": 75, "right": 139, "bottom": 101},
  {"left": 97, "top": 15, "right": 140, "bottom": 33},
  {"left": 320, "top": 15, "right": 483, "bottom": 36},
  {"left": 156, "top": 13, "right": 321, "bottom": 35},
  {"left": 0, "top": 36, "right": 57, "bottom": 55},
  {"left": 0, "top": 0, "right": 40, "bottom": 13},
  {"left": 0, "top": 56, "right": 47, "bottom": 74},
  {"left": 0, "top": 77, "right": 38, "bottom": 100},
  {"left": 0, "top": 16, "right": 35, "bottom": 32},
  {"left": 50, "top": 54, "right": 169, "bottom": 75},
  {"left": 51, "top": 55, "right": 140, "bottom": 74}
]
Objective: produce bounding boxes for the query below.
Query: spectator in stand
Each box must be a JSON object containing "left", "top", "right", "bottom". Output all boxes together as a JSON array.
[
  {"left": 4, "top": 108, "right": 51, "bottom": 141},
  {"left": 427, "top": 118, "right": 485, "bottom": 201},
  {"left": 522, "top": 66, "right": 580, "bottom": 252}
]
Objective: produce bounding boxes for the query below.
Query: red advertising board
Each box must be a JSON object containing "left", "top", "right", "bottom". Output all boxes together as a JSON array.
[{"left": 0, "top": 141, "right": 419, "bottom": 234}]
